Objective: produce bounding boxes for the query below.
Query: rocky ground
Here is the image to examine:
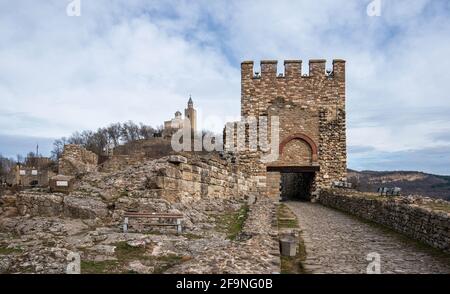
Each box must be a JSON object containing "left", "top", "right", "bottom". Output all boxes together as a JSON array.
[
  {"left": 0, "top": 154, "right": 280, "bottom": 274},
  {"left": 0, "top": 191, "right": 279, "bottom": 274},
  {"left": 287, "top": 201, "right": 450, "bottom": 274},
  {"left": 167, "top": 197, "right": 280, "bottom": 274}
]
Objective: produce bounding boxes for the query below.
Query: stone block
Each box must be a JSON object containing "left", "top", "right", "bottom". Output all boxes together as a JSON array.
[{"left": 168, "top": 155, "right": 188, "bottom": 164}]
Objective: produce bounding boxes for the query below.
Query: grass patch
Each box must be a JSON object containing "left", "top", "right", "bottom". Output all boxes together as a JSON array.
[
  {"left": 277, "top": 204, "right": 299, "bottom": 229},
  {"left": 277, "top": 204, "right": 309, "bottom": 274},
  {"left": 280, "top": 238, "right": 309, "bottom": 274},
  {"left": 215, "top": 204, "right": 249, "bottom": 240},
  {"left": 0, "top": 246, "right": 23, "bottom": 255},
  {"left": 421, "top": 202, "right": 450, "bottom": 214},
  {"left": 115, "top": 242, "right": 147, "bottom": 261},
  {"left": 182, "top": 232, "right": 203, "bottom": 240},
  {"left": 80, "top": 242, "right": 147, "bottom": 274},
  {"left": 153, "top": 254, "right": 184, "bottom": 274},
  {"left": 81, "top": 260, "right": 120, "bottom": 274},
  {"left": 81, "top": 242, "right": 186, "bottom": 274}
]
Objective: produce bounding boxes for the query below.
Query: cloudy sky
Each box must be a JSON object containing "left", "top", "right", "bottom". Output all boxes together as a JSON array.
[{"left": 0, "top": 0, "right": 449, "bottom": 174}]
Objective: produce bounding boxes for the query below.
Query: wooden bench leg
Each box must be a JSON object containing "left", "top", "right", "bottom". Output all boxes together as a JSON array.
[
  {"left": 176, "top": 219, "right": 182, "bottom": 234},
  {"left": 123, "top": 217, "right": 129, "bottom": 233}
]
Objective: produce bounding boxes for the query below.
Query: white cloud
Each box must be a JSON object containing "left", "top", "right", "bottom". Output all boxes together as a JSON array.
[
  {"left": 0, "top": 0, "right": 449, "bottom": 173},
  {"left": 0, "top": 0, "right": 239, "bottom": 138}
]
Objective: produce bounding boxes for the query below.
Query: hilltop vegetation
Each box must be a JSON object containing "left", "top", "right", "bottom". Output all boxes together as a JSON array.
[{"left": 348, "top": 170, "right": 450, "bottom": 200}]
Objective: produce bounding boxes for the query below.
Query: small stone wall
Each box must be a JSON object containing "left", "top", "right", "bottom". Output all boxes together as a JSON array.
[
  {"left": 98, "top": 154, "right": 145, "bottom": 172},
  {"left": 16, "top": 192, "right": 108, "bottom": 219},
  {"left": 58, "top": 144, "right": 98, "bottom": 176},
  {"left": 319, "top": 189, "right": 450, "bottom": 254}
]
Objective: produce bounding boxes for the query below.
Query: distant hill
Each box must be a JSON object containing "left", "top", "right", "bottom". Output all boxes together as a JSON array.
[{"left": 347, "top": 170, "right": 450, "bottom": 201}]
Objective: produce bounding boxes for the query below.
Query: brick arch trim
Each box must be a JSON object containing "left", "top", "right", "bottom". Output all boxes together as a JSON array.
[{"left": 279, "top": 133, "right": 318, "bottom": 163}]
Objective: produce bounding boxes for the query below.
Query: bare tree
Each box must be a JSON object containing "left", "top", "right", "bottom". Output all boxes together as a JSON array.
[
  {"left": 0, "top": 155, "right": 16, "bottom": 180},
  {"left": 121, "top": 121, "right": 140, "bottom": 143},
  {"left": 51, "top": 137, "right": 67, "bottom": 160},
  {"left": 16, "top": 154, "right": 24, "bottom": 164},
  {"left": 106, "top": 123, "right": 122, "bottom": 147},
  {"left": 139, "top": 123, "right": 155, "bottom": 139},
  {"left": 68, "top": 131, "right": 84, "bottom": 145},
  {"left": 52, "top": 120, "right": 160, "bottom": 157},
  {"left": 154, "top": 125, "right": 163, "bottom": 137}
]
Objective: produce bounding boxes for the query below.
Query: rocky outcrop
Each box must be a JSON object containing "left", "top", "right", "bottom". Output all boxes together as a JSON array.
[{"left": 63, "top": 196, "right": 108, "bottom": 219}]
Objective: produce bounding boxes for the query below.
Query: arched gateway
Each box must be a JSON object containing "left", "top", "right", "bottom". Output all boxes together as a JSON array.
[
  {"left": 225, "top": 59, "right": 347, "bottom": 202},
  {"left": 267, "top": 133, "right": 319, "bottom": 201}
]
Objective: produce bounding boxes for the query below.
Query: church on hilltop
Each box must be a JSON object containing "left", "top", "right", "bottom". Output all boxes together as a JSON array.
[{"left": 162, "top": 96, "right": 197, "bottom": 139}]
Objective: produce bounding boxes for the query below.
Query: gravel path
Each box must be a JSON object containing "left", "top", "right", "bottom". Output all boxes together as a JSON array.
[{"left": 286, "top": 201, "right": 450, "bottom": 274}]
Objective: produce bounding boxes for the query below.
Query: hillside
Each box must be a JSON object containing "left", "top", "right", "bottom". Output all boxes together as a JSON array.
[{"left": 347, "top": 170, "right": 450, "bottom": 201}]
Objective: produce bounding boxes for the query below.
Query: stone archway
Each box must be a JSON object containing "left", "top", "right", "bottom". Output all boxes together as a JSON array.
[
  {"left": 279, "top": 133, "right": 318, "bottom": 163},
  {"left": 267, "top": 133, "right": 319, "bottom": 201}
]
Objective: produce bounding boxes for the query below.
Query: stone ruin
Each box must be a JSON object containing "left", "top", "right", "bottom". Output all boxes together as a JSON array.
[
  {"left": 58, "top": 144, "right": 98, "bottom": 176},
  {"left": 6, "top": 157, "right": 53, "bottom": 188}
]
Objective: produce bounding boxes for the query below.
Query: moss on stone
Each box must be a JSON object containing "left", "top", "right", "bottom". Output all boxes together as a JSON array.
[
  {"left": 214, "top": 204, "right": 249, "bottom": 240},
  {"left": 0, "top": 246, "right": 23, "bottom": 255},
  {"left": 81, "top": 260, "right": 120, "bottom": 274}
]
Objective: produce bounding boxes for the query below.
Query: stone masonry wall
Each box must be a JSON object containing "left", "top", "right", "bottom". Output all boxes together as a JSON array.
[
  {"left": 144, "top": 154, "right": 257, "bottom": 204},
  {"left": 226, "top": 59, "right": 347, "bottom": 197},
  {"left": 16, "top": 154, "right": 257, "bottom": 220},
  {"left": 98, "top": 154, "right": 145, "bottom": 173},
  {"left": 58, "top": 144, "right": 98, "bottom": 176},
  {"left": 319, "top": 189, "right": 450, "bottom": 254},
  {"left": 16, "top": 191, "right": 108, "bottom": 219}
]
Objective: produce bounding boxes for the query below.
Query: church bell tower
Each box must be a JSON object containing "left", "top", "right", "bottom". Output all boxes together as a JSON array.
[{"left": 184, "top": 95, "right": 197, "bottom": 133}]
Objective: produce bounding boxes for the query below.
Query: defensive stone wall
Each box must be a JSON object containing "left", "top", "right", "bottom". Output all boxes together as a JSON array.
[
  {"left": 144, "top": 154, "right": 257, "bottom": 203},
  {"left": 58, "top": 144, "right": 98, "bottom": 176},
  {"left": 225, "top": 59, "right": 347, "bottom": 198},
  {"left": 319, "top": 189, "right": 450, "bottom": 254},
  {"left": 16, "top": 154, "right": 257, "bottom": 220},
  {"left": 98, "top": 154, "right": 145, "bottom": 172}
]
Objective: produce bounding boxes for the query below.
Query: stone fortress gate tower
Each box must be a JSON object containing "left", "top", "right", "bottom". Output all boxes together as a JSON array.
[{"left": 227, "top": 59, "right": 347, "bottom": 201}]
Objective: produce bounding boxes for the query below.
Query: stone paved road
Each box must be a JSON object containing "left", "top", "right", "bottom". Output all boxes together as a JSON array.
[{"left": 286, "top": 201, "right": 450, "bottom": 274}]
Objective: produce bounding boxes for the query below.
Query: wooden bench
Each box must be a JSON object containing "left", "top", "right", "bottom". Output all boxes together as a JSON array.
[
  {"left": 378, "top": 187, "right": 401, "bottom": 196},
  {"left": 332, "top": 181, "right": 352, "bottom": 188},
  {"left": 123, "top": 212, "right": 183, "bottom": 234}
]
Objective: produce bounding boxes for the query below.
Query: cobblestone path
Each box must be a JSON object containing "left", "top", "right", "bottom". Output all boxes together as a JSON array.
[{"left": 286, "top": 201, "right": 450, "bottom": 274}]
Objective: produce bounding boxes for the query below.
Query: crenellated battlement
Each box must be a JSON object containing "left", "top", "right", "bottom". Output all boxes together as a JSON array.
[
  {"left": 238, "top": 57, "right": 347, "bottom": 200},
  {"left": 241, "top": 59, "right": 345, "bottom": 80}
]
